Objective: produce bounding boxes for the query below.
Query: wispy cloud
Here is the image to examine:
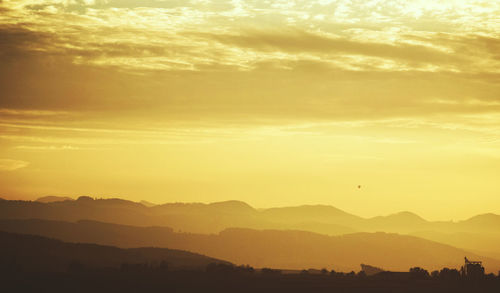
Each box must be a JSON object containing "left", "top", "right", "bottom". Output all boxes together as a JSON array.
[
  {"left": 0, "top": 1, "right": 499, "bottom": 148},
  {"left": 0, "top": 159, "right": 29, "bottom": 171},
  {"left": 15, "top": 145, "right": 89, "bottom": 151}
]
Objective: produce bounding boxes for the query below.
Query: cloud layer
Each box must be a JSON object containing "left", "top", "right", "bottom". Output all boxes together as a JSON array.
[
  {"left": 0, "top": 0, "right": 498, "bottom": 122},
  {"left": 0, "top": 0, "right": 499, "bottom": 218},
  {"left": 0, "top": 159, "right": 29, "bottom": 171}
]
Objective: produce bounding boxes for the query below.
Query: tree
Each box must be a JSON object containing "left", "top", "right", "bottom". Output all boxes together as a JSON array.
[
  {"left": 409, "top": 267, "right": 430, "bottom": 280},
  {"left": 67, "top": 260, "right": 85, "bottom": 273},
  {"left": 261, "top": 268, "right": 281, "bottom": 276},
  {"left": 158, "top": 260, "right": 169, "bottom": 272},
  {"left": 206, "top": 262, "right": 235, "bottom": 273},
  {"left": 346, "top": 271, "right": 356, "bottom": 278},
  {"left": 438, "top": 268, "right": 460, "bottom": 281},
  {"left": 357, "top": 271, "right": 367, "bottom": 279}
]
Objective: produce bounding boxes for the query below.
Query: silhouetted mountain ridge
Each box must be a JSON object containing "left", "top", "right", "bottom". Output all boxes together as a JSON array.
[
  {"left": 1, "top": 197, "right": 500, "bottom": 257},
  {"left": 36, "top": 196, "right": 74, "bottom": 203},
  {"left": 0, "top": 229, "right": 229, "bottom": 272},
  {"left": 1, "top": 218, "right": 499, "bottom": 273},
  {"left": 375, "top": 211, "right": 426, "bottom": 222},
  {"left": 461, "top": 213, "right": 500, "bottom": 227},
  {"left": 139, "top": 200, "right": 157, "bottom": 207},
  {"left": 261, "top": 204, "right": 362, "bottom": 225},
  {"left": 2, "top": 197, "right": 498, "bottom": 232},
  {"left": 208, "top": 200, "right": 255, "bottom": 212}
]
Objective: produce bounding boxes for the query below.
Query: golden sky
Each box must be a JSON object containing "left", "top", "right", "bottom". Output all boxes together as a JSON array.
[{"left": 0, "top": 0, "right": 499, "bottom": 220}]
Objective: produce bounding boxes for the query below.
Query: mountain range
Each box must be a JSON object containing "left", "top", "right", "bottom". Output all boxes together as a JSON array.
[
  {"left": 4, "top": 196, "right": 500, "bottom": 234},
  {"left": 0, "top": 230, "right": 229, "bottom": 272},
  {"left": 1, "top": 196, "right": 499, "bottom": 271},
  {"left": 1, "top": 218, "right": 499, "bottom": 273}
]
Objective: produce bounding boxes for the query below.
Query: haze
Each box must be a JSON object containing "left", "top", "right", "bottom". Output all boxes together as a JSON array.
[{"left": 1, "top": 0, "right": 500, "bottom": 221}]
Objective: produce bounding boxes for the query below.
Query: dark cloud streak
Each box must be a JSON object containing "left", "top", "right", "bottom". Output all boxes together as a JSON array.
[
  {"left": 0, "top": 24, "right": 499, "bottom": 126},
  {"left": 192, "top": 30, "right": 462, "bottom": 66}
]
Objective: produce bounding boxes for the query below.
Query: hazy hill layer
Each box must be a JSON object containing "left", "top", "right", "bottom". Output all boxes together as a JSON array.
[
  {"left": 0, "top": 198, "right": 357, "bottom": 234},
  {"left": 140, "top": 200, "right": 157, "bottom": 207},
  {"left": 0, "top": 230, "right": 229, "bottom": 272},
  {"left": 1, "top": 198, "right": 500, "bottom": 257},
  {"left": 35, "top": 196, "right": 74, "bottom": 203},
  {"left": 411, "top": 230, "right": 500, "bottom": 261},
  {"left": 1, "top": 219, "right": 498, "bottom": 273}
]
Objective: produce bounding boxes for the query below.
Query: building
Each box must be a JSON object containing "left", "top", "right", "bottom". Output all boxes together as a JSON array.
[
  {"left": 461, "top": 257, "right": 484, "bottom": 279},
  {"left": 360, "top": 264, "right": 385, "bottom": 276}
]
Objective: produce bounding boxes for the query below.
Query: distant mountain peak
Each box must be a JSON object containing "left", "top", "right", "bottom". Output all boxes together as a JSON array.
[
  {"left": 209, "top": 200, "right": 255, "bottom": 211},
  {"left": 383, "top": 211, "right": 427, "bottom": 222},
  {"left": 76, "top": 196, "right": 94, "bottom": 201},
  {"left": 395, "top": 211, "right": 424, "bottom": 218},
  {"left": 261, "top": 204, "right": 362, "bottom": 224},
  {"left": 468, "top": 213, "right": 499, "bottom": 219},
  {"left": 139, "top": 200, "right": 157, "bottom": 207},
  {"left": 36, "top": 196, "right": 74, "bottom": 203},
  {"left": 264, "top": 204, "right": 351, "bottom": 214},
  {"left": 463, "top": 213, "right": 500, "bottom": 224},
  {"left": 74, "top": 196, "right": 145, "bottom": 206},
  {"left": 360, "top": 264, "right": 385, "bottom": 276}
]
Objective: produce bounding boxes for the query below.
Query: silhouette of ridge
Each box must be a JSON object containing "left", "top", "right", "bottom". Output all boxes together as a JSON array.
[
  {"left": 385, "top": 211, "right": 427, "bottom": 221},
  {"left": 208, "top": 200, "right": 255, "bottom": 211},
  {"left": 1, "top": 198, "right": 500, "bottom": 259},
  {"left": 1, "top": 218, "right": 499, "bottom": 273},
  {"left": 139, "top": 200, "right": 157, "bottom": 207},
  {"left": 36, "top": 196, "right": 74, "bottom": 203},
  {"left": 0, "top": 230, "right": 230, "bottom": 272}
]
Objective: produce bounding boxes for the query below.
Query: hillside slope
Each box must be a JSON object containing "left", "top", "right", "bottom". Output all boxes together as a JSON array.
[
  {"left": 1, "top": 198, "right": 500, "bottom": 256},
  {"left": 1, "top": 218, "right": 498, "bottom": 273},
  {"left": 0, "top": 230, "right": 229, "bottom": 272}
]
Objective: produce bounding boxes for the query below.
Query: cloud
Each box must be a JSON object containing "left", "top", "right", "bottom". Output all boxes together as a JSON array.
[
  {"left": 193, "top": 30, "right": 462, "bottom": 66},
  {"left": 0, "top": 159, "right": 29, "bottom": 171},
  {"left": 15, "top": 145, "right": 83, "bottom": 151},
  {"left": 0, "top": 0, "right": 499, "bottom": 128},
  {"left": 0, "top": 108, "right": 70, "bottom": 117}
]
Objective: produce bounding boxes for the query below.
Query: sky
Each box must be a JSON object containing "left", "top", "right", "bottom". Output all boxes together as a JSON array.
[{"left": 0, "top": 0, "right": 499, "bottom": 221}]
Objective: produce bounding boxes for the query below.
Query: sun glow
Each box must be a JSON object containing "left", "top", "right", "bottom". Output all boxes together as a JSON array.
[{"left": 1, "top": 0, "right": 500, "bottom": 220}]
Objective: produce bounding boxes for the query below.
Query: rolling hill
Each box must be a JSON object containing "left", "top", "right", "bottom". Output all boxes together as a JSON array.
[
  {"left": 1, "top": 218, "right": 498, "bottom": 273},
  {"left": 1, "top": 197, "right": 500, "bottom": 259},
  {"left": 35, "top": 196, "right": 74, "bottom": 203},
  {"left": 0, "top": 230, "right": 230, "bottom": 272}
]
